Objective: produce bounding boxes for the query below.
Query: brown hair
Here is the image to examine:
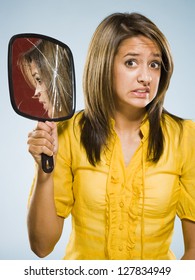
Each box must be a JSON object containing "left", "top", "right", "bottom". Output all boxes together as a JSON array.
[
  {"left": 18, "top": 39, "right": 73, "bottom": 117},
  {"left": 80, "top": 12, "right": 183, "bottom": 165}
]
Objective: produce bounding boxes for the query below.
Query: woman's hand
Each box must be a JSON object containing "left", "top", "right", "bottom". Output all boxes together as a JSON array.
[
  {"left": 27, "top": 121, "right": 58, "bottom": 169},
  {"left": 181, "top": 219, "right": 195, "bottom": 260}
]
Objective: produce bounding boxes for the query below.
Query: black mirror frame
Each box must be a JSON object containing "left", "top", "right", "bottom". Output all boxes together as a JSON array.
[{"left": 8, "top": 33, "right": 76, "bottom": 122}]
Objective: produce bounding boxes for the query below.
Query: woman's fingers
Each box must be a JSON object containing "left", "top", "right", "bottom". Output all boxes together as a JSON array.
[
  {"left": 28, "top": 130, "right": 54, "bottom": 146},
  {"left": 27, "top": 121, "right": 58, "bottom": 166},
  {"left": 28, "top": 139, "right": 54, "bottom": 156}
]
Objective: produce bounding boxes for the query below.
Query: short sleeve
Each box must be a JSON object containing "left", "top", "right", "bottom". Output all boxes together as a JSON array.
[
  {"left": 177, "top": 120, "right": 195, "bottom": 221},
  {"left": 53, "top": 121, "right": 74, "bottom": 218}
]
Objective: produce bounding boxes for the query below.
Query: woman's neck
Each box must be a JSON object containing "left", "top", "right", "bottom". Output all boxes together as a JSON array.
[
  {"left": 113, "top": 108, "right": 146, "bottom": 167},
  {"left": 113, "top": 108, "right": 145, "bottom": 135}
]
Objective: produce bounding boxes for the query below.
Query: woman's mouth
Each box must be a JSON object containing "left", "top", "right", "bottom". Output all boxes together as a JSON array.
[
  {"left": 42, "top": 102, "right": 48, "bottom": 111},
  {"left": 132, "top": 88, "right": 150, "bottom": 98}
]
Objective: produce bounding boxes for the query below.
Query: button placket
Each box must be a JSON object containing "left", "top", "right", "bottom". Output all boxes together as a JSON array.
[
  {"left": 119, "top": 224, "right": 124, "bottom": 230},
  {"left": 119, "top": 201, "right": 124, "bottom": 208}
]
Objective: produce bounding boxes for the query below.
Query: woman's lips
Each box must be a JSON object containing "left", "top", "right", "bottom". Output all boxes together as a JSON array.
[
  {"left": 131, "top": 88, "right": 150, "bottom": 98},
  {"left": 40, "top": 101, "right": 48, "bottom": 111}
]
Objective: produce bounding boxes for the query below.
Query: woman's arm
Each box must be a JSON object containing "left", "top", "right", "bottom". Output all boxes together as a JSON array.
[
  {"left": 181, "top": 219, "right": 195, "bottom": 260},
  {"left": 27, "top": 121, "right": 64, "bottom": 258}
]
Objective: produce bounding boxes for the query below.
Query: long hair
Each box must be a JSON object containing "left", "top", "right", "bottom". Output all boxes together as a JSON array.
[
  {"left": 80, "top": 12, "right": 183, "bottom": 165},
  {"left": 18, "top": 39, "right": 73, "bottom": 117}
]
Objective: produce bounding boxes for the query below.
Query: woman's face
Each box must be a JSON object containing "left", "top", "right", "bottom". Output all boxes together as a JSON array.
[
  {"left": 30, "top": 60, "right": 53, "bottom": 118},
  {"left": 113, "top": 36, "right": 162, "bottom": 114}
]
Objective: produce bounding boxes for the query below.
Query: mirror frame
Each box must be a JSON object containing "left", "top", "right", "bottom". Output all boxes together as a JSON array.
[{"left": 8, "top": 33, "right": 76, "bottom": 122}]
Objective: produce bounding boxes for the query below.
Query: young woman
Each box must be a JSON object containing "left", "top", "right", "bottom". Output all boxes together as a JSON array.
[{"left": 27, "top": 12, "right": 195, "bottom": 259}]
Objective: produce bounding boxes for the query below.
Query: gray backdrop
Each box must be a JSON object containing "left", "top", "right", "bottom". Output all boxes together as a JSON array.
[{"left": 0, "top": 0, "right": 194, "bottom": 259}]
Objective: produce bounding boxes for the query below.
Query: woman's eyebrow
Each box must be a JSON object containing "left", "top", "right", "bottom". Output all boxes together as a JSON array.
[
  {"left": 31, "top": 71, "right": 39, "bottom": 77},
  {"left": 123, "top": 52, "right": 139, "bottom": 57},
  {"left": 124, "top": 52, "right": 162, "bottom": 58}
]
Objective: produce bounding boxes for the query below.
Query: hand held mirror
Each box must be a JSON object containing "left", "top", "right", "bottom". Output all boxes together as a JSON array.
[{"left": 8, "top": 34, "right": 76, "bottom": 173}]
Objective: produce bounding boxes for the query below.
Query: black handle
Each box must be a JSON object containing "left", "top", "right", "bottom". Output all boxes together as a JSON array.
[{"left": 41, "top": 153, "right": 54, "bottom": 173}]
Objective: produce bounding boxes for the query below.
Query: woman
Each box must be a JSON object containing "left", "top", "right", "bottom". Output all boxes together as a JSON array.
[
  {"left": 27, "top": 12, "right": 195, "bottom": 259},
  {"left": 18, "top": 39, "right": 73, "bottom": 118}
]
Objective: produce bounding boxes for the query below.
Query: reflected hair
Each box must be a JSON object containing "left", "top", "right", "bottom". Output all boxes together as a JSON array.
[
  {"left": 79, "top": 12, "right": 183, "bottom": 166},
  {"left": 18, "top": 39, "right": 73, "bottom": 117}
]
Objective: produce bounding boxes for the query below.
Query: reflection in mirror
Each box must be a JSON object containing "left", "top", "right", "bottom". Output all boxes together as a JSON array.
[{"left": 8, "top": 34, "right": 75, "bottom": 121}]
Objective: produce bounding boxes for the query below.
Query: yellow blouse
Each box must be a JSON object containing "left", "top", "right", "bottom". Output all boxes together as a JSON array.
[{"left": 51, "top": 112, "right": 195, "bottom": 259}]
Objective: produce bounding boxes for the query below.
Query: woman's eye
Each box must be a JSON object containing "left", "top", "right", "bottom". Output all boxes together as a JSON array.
[
  {"left": 150, "top": 61, "right": 161, "bottom": 69},
  {"left": 35, "top": 77, "right": 42, "bottom": 84},
  {"left": 125, "top": 60, "right": 137, "bottom": 67}
]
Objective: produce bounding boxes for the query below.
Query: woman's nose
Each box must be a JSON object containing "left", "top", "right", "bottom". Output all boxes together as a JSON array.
[
  {"left": 137, "top": 67, "right": 152, "bottom": 85},
  {"left": 32, "top": 86, "right": 41, "bottom": 99}
]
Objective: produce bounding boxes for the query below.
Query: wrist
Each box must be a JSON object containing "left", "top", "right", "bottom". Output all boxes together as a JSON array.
[{"left": 36, "top": 165, "right": 53, "bottom": 185}]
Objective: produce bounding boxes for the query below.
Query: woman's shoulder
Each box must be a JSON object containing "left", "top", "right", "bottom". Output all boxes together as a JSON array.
[
  {"left": 182, "top": 118, "right": 195, "bottom": 129},
  {"left": 182, "top": 118, "right": 195, "bottom": 139},
  {"left": 163, "top": 113, "right": 195, "bottom": 144},
  {"left": 163, "top": 113, "right": 195, "bottom": 130},
  {"left": 57, "top": 110, "right": 84, "bottom": 133}
]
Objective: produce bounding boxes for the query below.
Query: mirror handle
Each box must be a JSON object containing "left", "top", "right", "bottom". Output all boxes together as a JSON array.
[{"left": 41, "top": 153, "right": 54, "bottom": 173}]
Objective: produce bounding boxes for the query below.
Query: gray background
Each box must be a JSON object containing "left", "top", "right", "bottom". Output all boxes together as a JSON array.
[{"left": 0, "top": 0, "right": 194, "bottom": 259}]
